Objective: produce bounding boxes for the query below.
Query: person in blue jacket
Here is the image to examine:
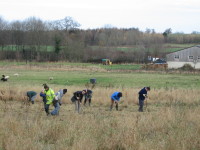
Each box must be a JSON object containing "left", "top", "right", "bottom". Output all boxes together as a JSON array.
[
  {"left": 110, "top": 92, "right": 122, "bottom": 111},
  {"left": 40, "top": 90, "right": 46, "bottom": 109},
  {"left": 138, "top": 87, "right": 150, "bottom": 112}
]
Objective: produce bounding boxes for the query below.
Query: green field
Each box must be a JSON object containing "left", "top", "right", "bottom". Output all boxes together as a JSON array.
[
  {"left": 2, "top": 43, "right": 195, "bottom": 54},
  {"left": 1, "top": 62, "right": 200, "bottom": 89},
  {"left": 91, "top": 43, "right": 196, "bottom": 53}
]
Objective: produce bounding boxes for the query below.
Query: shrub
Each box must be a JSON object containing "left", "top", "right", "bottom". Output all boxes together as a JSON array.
[{"left": 179, "top": 63, "right": 195, "bottom": 71}]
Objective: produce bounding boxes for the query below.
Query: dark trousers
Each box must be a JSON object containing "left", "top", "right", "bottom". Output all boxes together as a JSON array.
[
  {"left": 84, "top": 98, "right": 91, "bottom": 106},
  {"left": 45, "top": 104, "right": 50, "bottom": 115},
  {"left": 75, "top": 100, "right": 81, "bottom": 113},
  {"left": 138, "top": 99, "right": 144, "bottom": 112}
]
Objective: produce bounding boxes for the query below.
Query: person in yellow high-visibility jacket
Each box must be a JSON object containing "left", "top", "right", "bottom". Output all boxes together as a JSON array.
[{"left": 44, "top": 84, "right": 59, "bottom": 115}]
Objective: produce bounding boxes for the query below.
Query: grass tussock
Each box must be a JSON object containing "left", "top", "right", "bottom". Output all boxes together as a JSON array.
[{"left": 0, "top": 86, "right": 200, "bottom": 150}]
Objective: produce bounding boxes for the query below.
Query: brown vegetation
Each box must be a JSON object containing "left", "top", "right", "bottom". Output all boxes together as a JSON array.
[
  {"left": 0, "top": 85, "right": 200, "bottom": 150},
  {"left": 142, "top": 64, "right": 168, "bottom": 70}
]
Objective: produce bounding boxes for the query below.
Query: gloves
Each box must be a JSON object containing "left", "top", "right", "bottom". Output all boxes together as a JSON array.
[{"left": 143, "top": 94, "right": 148, "bottom": 98}]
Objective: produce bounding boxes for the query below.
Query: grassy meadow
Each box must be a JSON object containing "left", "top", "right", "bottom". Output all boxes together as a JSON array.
[
  {"left": 3, "top": 43, "right": 195, "bottom": 53},
  {"left": 0, "top": 62, "right": 200, "bottom": 150}
]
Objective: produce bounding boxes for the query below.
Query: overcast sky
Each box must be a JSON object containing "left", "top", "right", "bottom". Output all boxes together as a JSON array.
[{"left": 0, "top": 0, "right": 200, "bottom": 33}]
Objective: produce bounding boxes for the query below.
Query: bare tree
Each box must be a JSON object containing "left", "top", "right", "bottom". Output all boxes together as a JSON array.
[
  {"left": 0, "top": 17, "right": 9, "bottom": 50},
  {"left": 23, "top": 17, "right": 47, "bottom": 51}
]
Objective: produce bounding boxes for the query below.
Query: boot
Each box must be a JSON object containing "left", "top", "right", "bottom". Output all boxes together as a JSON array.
[{"left": 138, "top": 107, "right": 143, "bottom": 112}]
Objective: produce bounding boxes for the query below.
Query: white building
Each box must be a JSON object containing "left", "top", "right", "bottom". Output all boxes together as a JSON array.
[{"left": 166, "top": 45, "right": 200, "bottom": 69}]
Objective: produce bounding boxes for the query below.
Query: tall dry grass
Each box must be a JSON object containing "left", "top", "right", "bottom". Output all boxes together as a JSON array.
[{"left": 0, "top": 85, "right": 200, "bottom": 150}]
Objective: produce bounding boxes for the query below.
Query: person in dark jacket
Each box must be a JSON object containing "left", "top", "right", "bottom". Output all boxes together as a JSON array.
[
  {"left": 71, "top": 90, "right": 86, "bottom": 113},
  {"left": 84, "top": 89, "right": 93, "bottom": 106},
  {"left": 110, "top": 92, "right": 123, "bottom": 111},
  {"left": 27, "top": 91, "right": 37, "bottom": 104},
  {"left": 138, "top": 87, "right": 150, "bottom": 112}
]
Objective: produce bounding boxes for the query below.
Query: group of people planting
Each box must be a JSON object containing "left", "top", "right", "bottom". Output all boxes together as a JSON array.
[
  {"left": 26, "top": 84, "right": 150, "bottom": 115},
  {"left": 26, "top": 84, "right": 93, "bottom": 115},
  {"left": 109, "top": 86, "right": 150, "bottom": 112}
]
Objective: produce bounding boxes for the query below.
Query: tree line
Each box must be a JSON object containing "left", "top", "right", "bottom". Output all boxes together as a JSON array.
[{"left": 0, "top": 16, "right": 200, "bottom": 63}]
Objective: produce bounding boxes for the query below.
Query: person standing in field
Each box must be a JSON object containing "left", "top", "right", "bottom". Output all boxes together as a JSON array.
[
  {"left": 84, "top": 89, "right": 93, "bottom": 106},
  {"left": 26, "top": 91, "right": 37, "bottom": 104},
  {"left": 55, "top": 89, "right": 68, "bottom": 106},
  {"left": 43, "top": 84, "right": 59, "bottom": 116},
  {"left": 71, "top": 90, "right": 87, "bottom": 113},
  {"left": 138, "top": 87, "right": 150, "bottom": 112},
  {"left": 110, "top": 92, "right": 123, "bottom": 111}
]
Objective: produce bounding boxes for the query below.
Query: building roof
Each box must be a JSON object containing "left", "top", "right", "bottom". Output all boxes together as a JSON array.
[{"left": 166, "top": 45, "right": 200, "bottom": 55}]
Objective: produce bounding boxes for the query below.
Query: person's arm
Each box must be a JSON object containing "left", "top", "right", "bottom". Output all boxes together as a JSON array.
[
  {"left": 56, "top": 92, "right": 61, "bottom": 100},
  {"left": 74, "top": 92, "right": 80, "bottom": 99},
  {"left": 50, "top": 89, "right": 55, "bottom": 99},
  {"left": 143, "top": 89, "right": 148, "bottom": 98},
  {"left": 143, "top": 94, "right": 148, "bottom": 98},
  {"left": 40, "top": 92, "right": 45, "bottom": 97},
  {"left": 111, "top": 94, "right": 117, "bottom": 101}
]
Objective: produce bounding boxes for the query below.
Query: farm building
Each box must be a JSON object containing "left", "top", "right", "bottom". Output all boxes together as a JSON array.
[{"left": 166, "top": 45, "right": 200, "bottom": 69}]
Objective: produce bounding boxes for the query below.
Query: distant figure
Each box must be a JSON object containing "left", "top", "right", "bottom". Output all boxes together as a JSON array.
[
  {"left": 84, "top": 89, "right": 93, "bottom": 106},
  {"left": 55, "top": 89, "right": 68, "bottom": 105},
  {"left": 27, "top": 91, "right": 37, "bottom": 104},
  {"left": 71, "top": 90, "right": 87, "bottom": 113},
  {"left": 49, "top": 77, "right": 53, "bottom": 80},
  {"left": 1, "top": 75, "right": 9, "bottom": 82},
  {"left": 138, "top": 87, "right": 150, "bottom": 112},
  {"left": 110, "top": 92, "right": 123, "bottom": 111},
  {"left": 13, "top": 73, "right": 19, "bottom": 77}
]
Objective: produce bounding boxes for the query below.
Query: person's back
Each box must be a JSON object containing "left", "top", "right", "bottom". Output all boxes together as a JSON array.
[
  {"left": 73, "top": 91, "right": 84, "bottom": 101},
  {"left": 55, "top": 89, "right": 67, "bottom": 105},
  {"left": 110, "top": 92, "right": 122, "bottom": 111},
  {"left": 111, "top": 92, "right": 121, "bottom": 101},
  {"left": 27, "top": 91, "right": 37, "bottom": 104},
  {"left": 27, "top": 91, "right": 37, "bottom": 97},
  {"left": 138, "top": 87, "right": 147, "bottom": 101}
]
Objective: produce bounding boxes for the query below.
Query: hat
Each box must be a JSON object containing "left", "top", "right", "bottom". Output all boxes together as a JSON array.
[
  {"left": 146, "top": 87, "right": 150, "bottom": 91},
  {"left": 43, "top": 84, "right": 49, "bottom": 89}
]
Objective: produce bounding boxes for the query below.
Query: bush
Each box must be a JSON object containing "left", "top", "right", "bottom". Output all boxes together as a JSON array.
[{"left": 179, "top": 63, "right": 195, "bottom": 71}]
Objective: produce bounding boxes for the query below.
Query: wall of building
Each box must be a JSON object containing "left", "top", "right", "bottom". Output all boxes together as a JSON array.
[
  {"left": 166, "top": 46, "right": 200, "bottom": 62},
  {"left": 167, "top": 61, "right": 200, "bottom": 69}
]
